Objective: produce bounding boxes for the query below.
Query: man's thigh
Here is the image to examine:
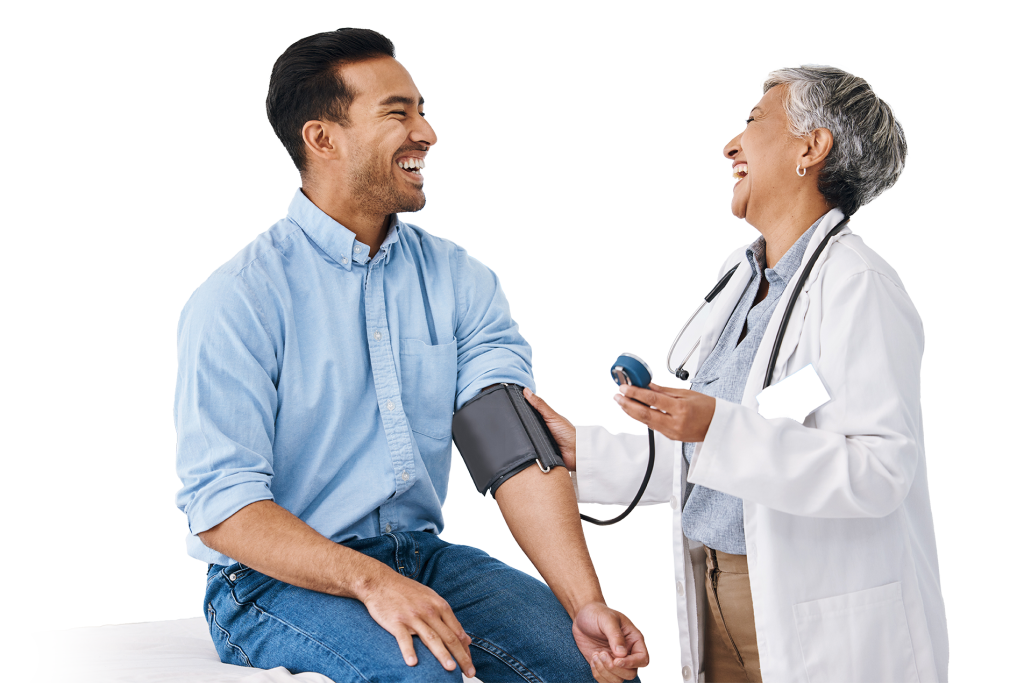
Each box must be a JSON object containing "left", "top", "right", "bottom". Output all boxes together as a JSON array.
[
  {"left": 205, "top": 563, "right": 462, "bottom": 683},
  {"left": 419, "top": 540, "right": 597, "bottom": 683}
]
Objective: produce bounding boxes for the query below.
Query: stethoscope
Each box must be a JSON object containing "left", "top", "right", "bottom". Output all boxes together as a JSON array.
[{"left": 583, "top": 217, "right": 849, "bottom": 526}]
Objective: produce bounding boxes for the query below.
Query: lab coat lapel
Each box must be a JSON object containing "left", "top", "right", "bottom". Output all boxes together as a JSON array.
[
  {"left": 743, "top": 208, "right": 849, "bottom": 404},
  {"left": 694, "top": 251, "right": 752, "bottom": 370}
]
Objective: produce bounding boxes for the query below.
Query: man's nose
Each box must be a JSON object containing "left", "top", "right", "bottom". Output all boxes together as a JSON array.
[{"left": 411, "top": 115, "right": 437, "bottom": 147}]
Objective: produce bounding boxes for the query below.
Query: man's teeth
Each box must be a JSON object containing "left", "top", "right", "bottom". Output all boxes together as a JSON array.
[
  {"left": 398, "top": 158, "right": 425, "bottom": 172},
  {"left": 732, "top": 163, "right": 748, "bottom": 180}
]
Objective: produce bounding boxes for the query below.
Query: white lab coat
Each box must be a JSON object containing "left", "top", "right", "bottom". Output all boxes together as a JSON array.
[{"left": 574, "top": 209, "right": 948, "bottom": 682}]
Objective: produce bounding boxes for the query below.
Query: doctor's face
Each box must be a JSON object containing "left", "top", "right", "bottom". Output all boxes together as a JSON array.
[{"left": 723, "top": 85, "right": 806, "bottom": 226}]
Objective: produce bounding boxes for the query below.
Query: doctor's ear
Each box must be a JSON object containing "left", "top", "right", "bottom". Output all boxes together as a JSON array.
[{"left": 799, "top": 127, "right": 834, "bottom": 173}]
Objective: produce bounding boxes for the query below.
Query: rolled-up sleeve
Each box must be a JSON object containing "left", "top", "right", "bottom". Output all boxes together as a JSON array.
[
  {"left": 452, "top": 248, "right": 533, "bottom": 409},
  {"left": 174, "top": 273, "right": 278, "bottom": 536}
]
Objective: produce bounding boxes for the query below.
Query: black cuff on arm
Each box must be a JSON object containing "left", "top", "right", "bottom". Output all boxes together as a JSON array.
[{"left": 451, "top": 384, "right": 566, "bottom": 496}]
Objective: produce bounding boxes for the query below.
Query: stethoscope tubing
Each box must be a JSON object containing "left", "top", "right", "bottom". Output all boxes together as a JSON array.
[{"left": 588, "top": 218, "right": 849, "bottom": 527}]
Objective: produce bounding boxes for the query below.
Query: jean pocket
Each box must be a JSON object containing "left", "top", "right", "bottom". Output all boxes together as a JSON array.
[
  {"left": 793, "top": 582, "right": 920, "bottom": 682},
  {"left": 399, "top": 338, "right": 457, "bottom": 440},
  {"left": 229, "top": 566, "right": 277, "bottom": 605}
]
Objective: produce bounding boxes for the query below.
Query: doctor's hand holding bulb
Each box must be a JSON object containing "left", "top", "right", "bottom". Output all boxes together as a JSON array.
[{"left": 527, "top": 66, "right": 948, "bottom": 683}]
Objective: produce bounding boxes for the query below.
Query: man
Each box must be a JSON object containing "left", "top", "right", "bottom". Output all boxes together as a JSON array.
[{"left": 174, "top": 28, "right": 647, "bottom": 683}]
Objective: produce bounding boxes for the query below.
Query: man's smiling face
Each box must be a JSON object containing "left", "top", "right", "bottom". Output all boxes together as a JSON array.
[{"left": 332, "top": 56, "right": 437, "bottom": 216}]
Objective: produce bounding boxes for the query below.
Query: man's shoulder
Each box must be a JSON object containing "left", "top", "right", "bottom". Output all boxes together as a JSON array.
[
  {"left": 396, "top": 219, "right": 464, "bottom": 259},
  {"left": 182, "top": 217, "right": 303, "bottom": 324}
]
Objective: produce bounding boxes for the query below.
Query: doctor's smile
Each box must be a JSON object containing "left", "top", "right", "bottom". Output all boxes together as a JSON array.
[{"left": 527, "top": 65, "right": 946, "bottom": 682}]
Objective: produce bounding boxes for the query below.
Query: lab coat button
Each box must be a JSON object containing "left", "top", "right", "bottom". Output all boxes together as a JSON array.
[
  {"left": 676, "top": 580, "right": 684, "bottom": 596},
  {"left": 386, "top": 400, "right": 395, "bottom": 411},
  {"left": 682, "top": 665, "right": 692, "bottom": 679},
  {"left": 670, "top": 495, "right": 679, "bottom": 510}
]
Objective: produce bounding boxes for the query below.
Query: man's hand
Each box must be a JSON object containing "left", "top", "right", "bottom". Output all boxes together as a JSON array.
[
  {"left": 198, "top": 501, "right": 475, "bottom": 676},
  {"left": 523, "top": 387, "right": 577, "bottom": 470},
  {"left": 358, "top": 568, "right": 475, "bottom": 677},
  {"left": 614, "top": 382, "right": 716, "bottom": 443},
  {"left": 572, "top": 602, "right": 649, "bottom": 683}
]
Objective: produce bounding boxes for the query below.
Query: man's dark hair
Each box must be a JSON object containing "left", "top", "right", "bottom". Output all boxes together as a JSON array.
[{"left": 267, "top": 28, "right": 396, "bottom": 173}]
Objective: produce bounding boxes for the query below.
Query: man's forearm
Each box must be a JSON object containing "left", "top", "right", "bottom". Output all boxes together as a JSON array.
[
  {"left": 494, "top": 465, "right": 604, "bottom": 617},
  {"left": 198, "top": 500, "right": 388, "bottom": 600}
]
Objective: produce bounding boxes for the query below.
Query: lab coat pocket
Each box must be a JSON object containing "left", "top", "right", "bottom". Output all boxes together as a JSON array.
[
  {"left": 399, "top": 338, "right": 457, "bottom": 440},
  {"left": 793, "top": 582, "right": 919, "bottom": 683}
]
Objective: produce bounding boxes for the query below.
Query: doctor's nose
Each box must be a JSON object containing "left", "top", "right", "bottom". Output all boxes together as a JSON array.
[{"left": 724, "top": 134, "right": 741, "bottom": 159}]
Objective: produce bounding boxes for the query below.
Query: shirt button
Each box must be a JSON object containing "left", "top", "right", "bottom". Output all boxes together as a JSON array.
[
  {"left": 354, "top": 245, "right": 362, "bottom": 254},
  {"left": 401, "top": 470, "right": 409, "bottom": 481},
  {"left": 670, "top": 495, "right": 679, "bottom": 510},
  {"left": 374, "top": 330, "right": 382, "bottom": 341},
  {"left": 229, "top": 573, "right": 236, "bottom": 581},
  {"left": 385, "top": 523, "right": 392, "bottom": 533},
  {"left": 386, "top": 400, "right": 395, "bottom": 411},
  {"left": 341, "top": 257, "right": 349, "bottom": 265},
  {"left": 676, "top": 580, "right": 685, "bottom": 596},
  {"left": 682, "top": 665, "right": 692, "bottom": 680}
]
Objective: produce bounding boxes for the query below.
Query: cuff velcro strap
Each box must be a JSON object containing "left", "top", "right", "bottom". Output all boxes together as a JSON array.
[{"left": 452, "top": 384, "right": 566, "bottom": 496}]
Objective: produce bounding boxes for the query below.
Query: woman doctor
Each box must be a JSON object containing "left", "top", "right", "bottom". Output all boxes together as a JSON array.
[{"left": 525, "top": 67, "right": 948, "bottom": 683}]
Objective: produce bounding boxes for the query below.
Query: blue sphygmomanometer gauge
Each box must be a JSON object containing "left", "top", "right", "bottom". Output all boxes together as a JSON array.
[{"left": 610, "top": 353, "right": 652, "bottom": 389}]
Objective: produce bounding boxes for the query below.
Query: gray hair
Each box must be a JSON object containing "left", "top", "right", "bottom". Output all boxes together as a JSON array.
[{"left": 764, "top": 66, "right": 906, "bottom": 216}]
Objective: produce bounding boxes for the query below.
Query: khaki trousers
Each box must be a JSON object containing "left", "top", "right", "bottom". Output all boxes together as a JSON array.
[{"left": 703, "top": 547, "right": 762, "bottom": 683}]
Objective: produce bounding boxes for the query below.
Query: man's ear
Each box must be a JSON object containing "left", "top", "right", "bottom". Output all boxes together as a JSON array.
[
  {"left": 301, "top": 120, "right": 342, "bottom": 165},
  {"left": 800, "top": 127, "right": 833, "bottom": 171}
]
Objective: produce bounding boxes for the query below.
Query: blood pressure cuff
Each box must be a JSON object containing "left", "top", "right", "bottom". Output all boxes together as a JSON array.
[{"left": 452, "top": 384, "right": 566, "bottom": 496}]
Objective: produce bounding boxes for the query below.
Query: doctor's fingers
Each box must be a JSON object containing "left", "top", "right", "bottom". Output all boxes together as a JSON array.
[
  {"left": 616, "top": 385, "right": 673, "bottom": 410},
  {"left": 647, "top": 382, "right": 699, "bottom": 399},
  {"left": 614, "top": 394, "right": 686, "bottom": 441}
]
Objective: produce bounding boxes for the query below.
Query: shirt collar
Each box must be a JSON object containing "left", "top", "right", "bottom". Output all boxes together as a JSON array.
[
  {"left": 744, "top": 214, "right": 824, "bottom": 287},
  {"left": 287, "top": 189, "right": 402, "bottom": 270}
]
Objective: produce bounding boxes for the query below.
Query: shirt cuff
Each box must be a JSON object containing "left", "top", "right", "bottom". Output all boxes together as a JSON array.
[{"left": 185, "top": 476, "right": 275, "bottom": 535}]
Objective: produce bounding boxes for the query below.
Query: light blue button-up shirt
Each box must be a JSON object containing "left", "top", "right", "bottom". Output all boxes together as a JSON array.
[
  {"left": 175, "top": 190, "right": 533, "bottom": 565},
  {"left": 682, "top": 219, "right": 819, "bottom": 555}
]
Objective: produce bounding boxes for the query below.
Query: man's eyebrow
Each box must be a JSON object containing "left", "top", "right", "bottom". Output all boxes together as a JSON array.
[{"left": 378, "top": 95, "right": 425, "bottom": 108}]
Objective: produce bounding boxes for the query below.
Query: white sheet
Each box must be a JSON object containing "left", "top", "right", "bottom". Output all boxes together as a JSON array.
[{"left": 38, "top": 617, "right": 473, "bottom": 682}]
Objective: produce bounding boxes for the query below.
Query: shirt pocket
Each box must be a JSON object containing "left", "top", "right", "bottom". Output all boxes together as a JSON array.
[
  {"left": 793, "top": 581, "right": 920, "bottom": 683},
  {"left": 399, "top": 338, "right": 457, "bottom": 440}
]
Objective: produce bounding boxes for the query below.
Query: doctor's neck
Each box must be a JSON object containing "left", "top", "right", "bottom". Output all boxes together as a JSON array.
[{"left": 749, "top": 193, "right": 834, "bottom": 268}]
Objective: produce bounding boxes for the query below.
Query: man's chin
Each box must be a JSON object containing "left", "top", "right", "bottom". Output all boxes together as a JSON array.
[{"left": 394, "top": 191, "right": 427, "bottom": 214}]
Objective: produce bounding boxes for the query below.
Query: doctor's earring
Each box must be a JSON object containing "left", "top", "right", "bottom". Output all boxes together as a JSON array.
[{"left": 796, "top": 164, "right": 807, "bottom": 177}]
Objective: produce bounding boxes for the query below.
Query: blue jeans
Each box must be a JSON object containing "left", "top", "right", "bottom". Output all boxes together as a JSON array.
[{"left": 205, "top": 531, "right": 616, "bottom": 682}]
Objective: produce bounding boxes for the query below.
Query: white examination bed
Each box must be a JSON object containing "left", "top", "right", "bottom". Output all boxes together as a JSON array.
[{"left": 41, "top": 617, "right": 474, "bottom": 682}]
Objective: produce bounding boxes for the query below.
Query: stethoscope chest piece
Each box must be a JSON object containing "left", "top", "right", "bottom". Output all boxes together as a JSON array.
[{"left": 610, "top": 353, "right": 652, "bottom": 389}]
